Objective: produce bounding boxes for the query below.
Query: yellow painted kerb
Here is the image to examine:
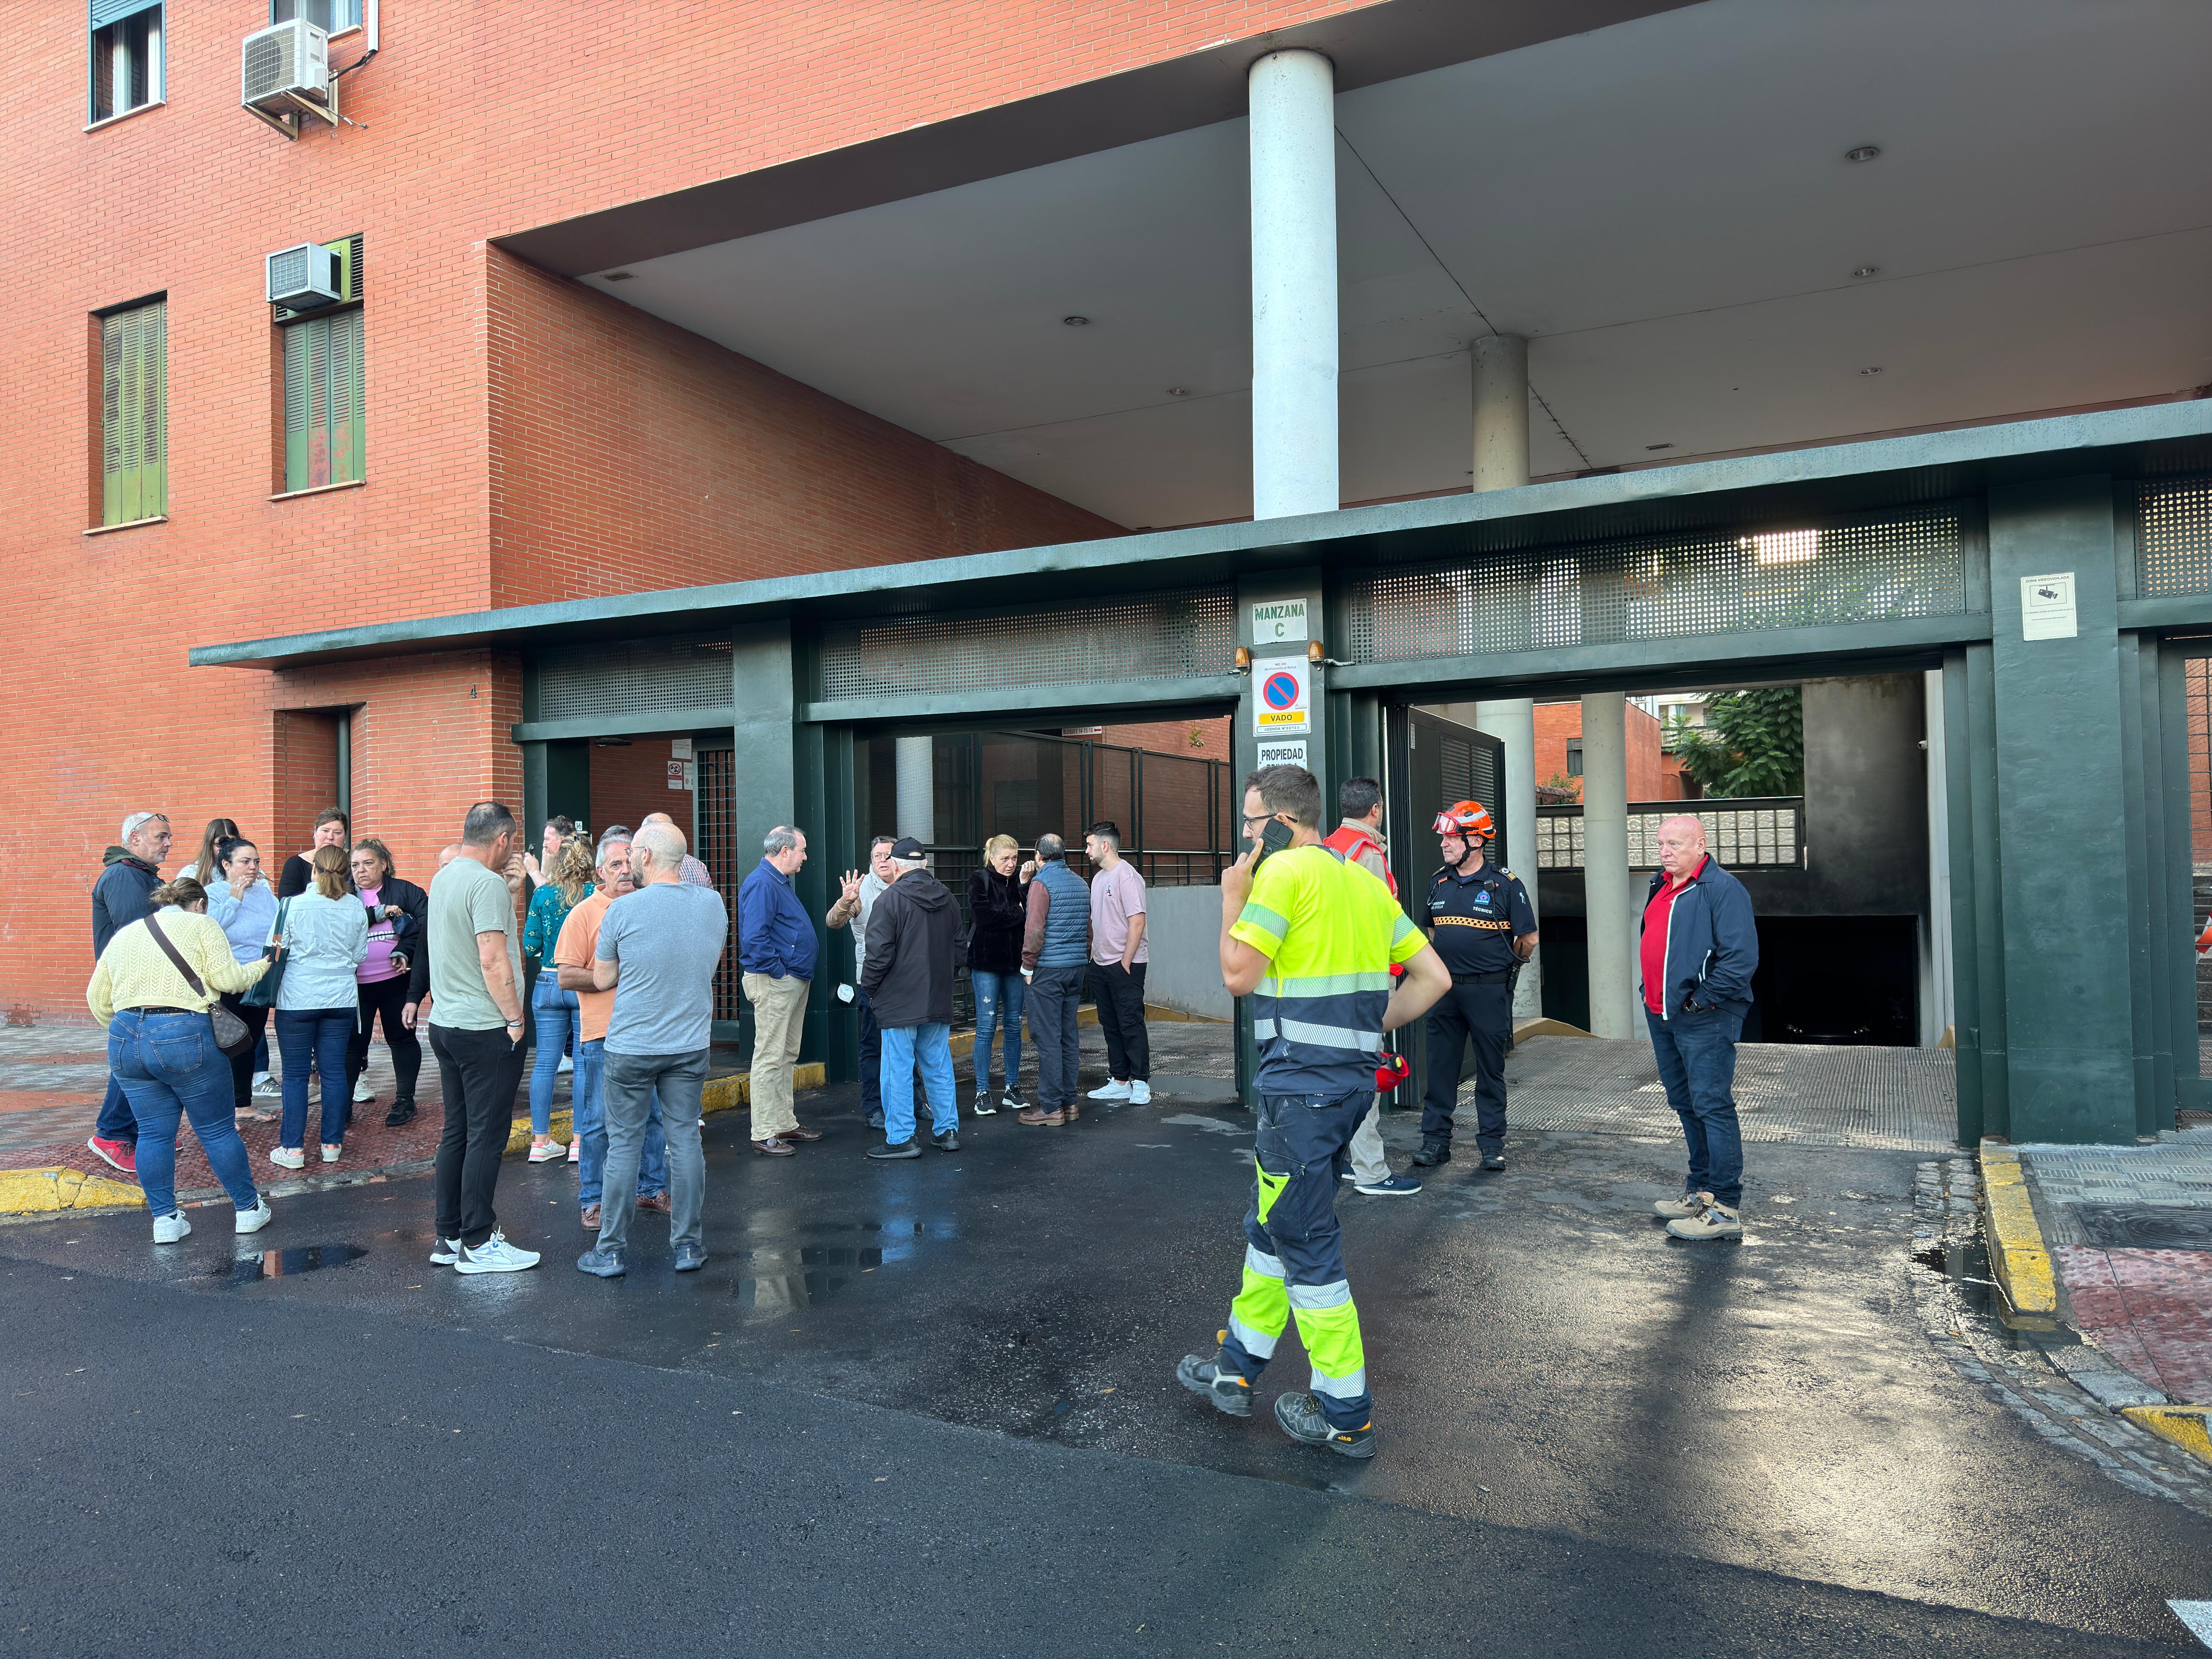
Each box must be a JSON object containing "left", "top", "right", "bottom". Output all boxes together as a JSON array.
[
  {"left": 2121, "top": 1405, "right": 2212, "bottom": 1466},
  {"left": 0, "top": 1166, "right": 147, "bottom": 1216},
  {"left": 1977, "top": 1144, "right": 2058, "bottom": 1315},
  {"left": 499, "top": 1064, "right": 828, "bottom": 1155}
]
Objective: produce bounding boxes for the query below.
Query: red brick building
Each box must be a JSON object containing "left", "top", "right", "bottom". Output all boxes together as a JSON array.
[{"left": 1531, "top": 702, "right": 1667, "bottom": 803}]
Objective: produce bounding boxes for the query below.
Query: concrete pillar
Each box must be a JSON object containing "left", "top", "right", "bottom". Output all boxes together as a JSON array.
[
  {"left": 1248, "top": 48, "right": 1337, "bottom": 521},
  {"left": 1476, "top": 698, "right": 1541, "bottom": 1021},
  {"left": 1923, "top": 668, "right": 1955, "bottom": 1047},
  {"left": 1471, "top": 334, "right": 1529, "bottom": 493},
  {"left": 1580, "top": 691, "right": 1636, "bottom": 1039},
  {"left": 894, "top": 735, "right": 934, "bottom": 845}
]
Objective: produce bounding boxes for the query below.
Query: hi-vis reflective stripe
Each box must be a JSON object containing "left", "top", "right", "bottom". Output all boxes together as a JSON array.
[
  {"left": 1311, "top": 1365, "right": 1370, "bottom": 1399},
  {"left": 1228, "top": 1313, "right": 1279, "bottom": 1358},
  {"left": 1251, "top": 1017, "right": 1382, "bottom": 1053},
  {"left": 1245, "top": 1244, "right": 1285, "bottom": 1279},
  {"left": 1236, "top": 901, "right": 1288, "bottom": 942},
  {"left": 1288, "top": 1279, "right": 1352, "bottom": 1310},
  {"left": 1255, "top": 971, "right": 1393, "bottom": 998}
]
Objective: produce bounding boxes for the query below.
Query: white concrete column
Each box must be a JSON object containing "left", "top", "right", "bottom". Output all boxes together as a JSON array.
[
  {"left": 1923, "top": 668, "right": 1955, "bottom": 1046},
  {"left": 1471, "top": 334, "right": 1529, "bottom": 493},
  {"left": 895, "top": 735, "right": 934, "bottom": 845},
  {"left": 1580, "top": 692, "right": 1636, "bottom": 1038},
  {"left": 1477, "top": 698, "right": 1541, "bottom": 1020},
  {"left": 1249, "top": 48, "right": 1338, "bottom": 521}
]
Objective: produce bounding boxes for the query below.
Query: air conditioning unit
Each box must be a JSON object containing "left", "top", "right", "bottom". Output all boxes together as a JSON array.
[
  {"left": 267, "top": 243, "right": 339, "bottom": 311},
  {"left": 242, "top": 19, "right": 336, "bottom": 137}
]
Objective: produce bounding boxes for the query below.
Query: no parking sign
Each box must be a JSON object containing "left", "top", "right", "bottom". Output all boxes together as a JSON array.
[{"left": 1252, "top": 655, "right": 1309, "bottom": 735}]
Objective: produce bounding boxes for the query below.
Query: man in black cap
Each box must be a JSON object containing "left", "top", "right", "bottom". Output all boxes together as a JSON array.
[{"left": 858, "top": 838, "right": 962, "bottom": 1159}]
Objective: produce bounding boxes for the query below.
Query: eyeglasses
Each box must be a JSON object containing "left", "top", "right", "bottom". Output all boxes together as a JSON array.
[{"left": 1241, "top": 812, "right": 1279, "bottom": 827}]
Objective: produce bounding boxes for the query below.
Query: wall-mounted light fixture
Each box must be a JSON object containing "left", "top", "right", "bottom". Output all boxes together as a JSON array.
[{"left": 1234, "top": 645, "right": 1252, "bottom": 674}]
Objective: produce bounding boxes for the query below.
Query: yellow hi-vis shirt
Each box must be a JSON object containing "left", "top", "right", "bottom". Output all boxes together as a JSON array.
[{"left": 1230, "top": 843, "right": 1425, "bottom": 1098}]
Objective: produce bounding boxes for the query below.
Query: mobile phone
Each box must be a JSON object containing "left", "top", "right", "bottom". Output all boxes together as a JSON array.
[{"left": 1253, "top": 816, "right": 1294, "bottom": 869}]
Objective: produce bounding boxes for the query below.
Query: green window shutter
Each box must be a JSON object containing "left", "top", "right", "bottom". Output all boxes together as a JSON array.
[
  {"left": 283, "top": 319, "right": 312, "bottom": 490},
  {"left": 99, "top": 298, "right": 165, "bottom": 524},
  {"left": 328, "top": 307, "right": 363, "bottom": 485},
  {"left": 283, "top": 304, "right": 364, "bottom": 492}
]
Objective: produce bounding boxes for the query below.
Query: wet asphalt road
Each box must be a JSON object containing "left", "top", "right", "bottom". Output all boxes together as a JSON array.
[{"left": 5, "top": 1076, "right": 2209, "bottom": 1656}]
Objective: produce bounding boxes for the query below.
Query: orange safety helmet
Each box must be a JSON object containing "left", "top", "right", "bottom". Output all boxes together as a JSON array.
[{"left": 1432, "top": 799, "right": 1494, "bottom": 840}]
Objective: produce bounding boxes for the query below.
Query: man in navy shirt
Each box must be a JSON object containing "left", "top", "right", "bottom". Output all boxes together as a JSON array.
[{"left": 738, "top": 825, "right": 821, "bottom": 1156}]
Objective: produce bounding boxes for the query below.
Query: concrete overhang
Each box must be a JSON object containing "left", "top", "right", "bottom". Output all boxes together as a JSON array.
[{"left": 189, "top": 401, "right": 2212, "bottom": 672}]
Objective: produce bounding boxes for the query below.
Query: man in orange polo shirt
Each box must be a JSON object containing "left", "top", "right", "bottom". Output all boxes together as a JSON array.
[{"left": 554, "top": 833, "right": 670, "bottom": 1232}]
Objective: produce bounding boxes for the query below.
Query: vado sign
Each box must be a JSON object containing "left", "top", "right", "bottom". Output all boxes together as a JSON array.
[
  {"left": 1252, "top": 598, "right": 1308, "bottom": 644},
  {"left": 1252, "top": 655, "right": 1309, "bottom": 734}
]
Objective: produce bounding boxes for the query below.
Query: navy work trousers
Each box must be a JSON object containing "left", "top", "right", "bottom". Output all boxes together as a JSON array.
[{"left": 1418, "top": 979, "right": 1512, "bottom": 1153}]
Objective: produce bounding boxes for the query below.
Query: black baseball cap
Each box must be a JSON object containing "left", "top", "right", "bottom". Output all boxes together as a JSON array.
[{"left": 889, "top": 836, "right": 927, "bottom": 860}]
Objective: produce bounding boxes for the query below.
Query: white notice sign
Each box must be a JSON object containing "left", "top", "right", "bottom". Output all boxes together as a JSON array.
[
  {"left": 1251, "top": 598, "right": 1309, "bottom": 645},
  {"left": 671, "top": 737, "right": 693, "bottom": 760},
  {"left": 2020, "top": 572, "right": 2077, "bottom": 641},
  {"left": 1252, "top": 656, "right": 1310, "bottom": 735},
  {"left": 1257, "top": 739, "right": 1308, "bottom": 769}
]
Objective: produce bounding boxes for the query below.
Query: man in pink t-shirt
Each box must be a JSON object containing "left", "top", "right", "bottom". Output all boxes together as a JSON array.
[{"left": 1084, "top": 821, "right": 1151, "bottom": 1106}]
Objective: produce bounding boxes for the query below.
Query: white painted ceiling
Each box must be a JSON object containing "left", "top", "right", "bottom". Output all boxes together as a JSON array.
[{"left": 583, "top": 0, "right": 2212, "bottom": 531}]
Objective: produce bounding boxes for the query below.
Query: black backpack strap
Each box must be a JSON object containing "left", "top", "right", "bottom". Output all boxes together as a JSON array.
[{"left": 141, "top": 912, "right": 207, "bottom": 998}]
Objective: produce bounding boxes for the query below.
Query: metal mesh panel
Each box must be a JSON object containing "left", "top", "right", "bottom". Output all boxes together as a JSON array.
[
  {"left": 1536, "top": 799, "right": 1802, "bottom": 870},
  {"left": 1347, "top": 511, "right": 1965, "bottom": 663},
  {"left": 2140, "top": 478, "right": 2212, "bottom": 597},
  {"left": 537, "top": 635, "right": 733, "bottom": 721},
  {"left": 695, "top": 748, "right": 744, "bottom": 1023},
  {"left": 819, "top": 589, "right": 1235, "bottom": 701}
]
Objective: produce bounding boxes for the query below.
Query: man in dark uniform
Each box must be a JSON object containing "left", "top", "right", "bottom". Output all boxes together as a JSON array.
[{"left": 1414, "top": 799, "right": 1536, "bottom": 1172}]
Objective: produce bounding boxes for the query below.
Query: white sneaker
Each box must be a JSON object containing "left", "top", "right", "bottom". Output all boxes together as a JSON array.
[
  {"left": 152, "top": 1209, "right": 191, "bottom": 1244},
  {"left": 970, "top": 1093, "right": 999, "bottom": 1117},
  {"left": 320, "top": 1144, "right": 343, "bottom": 1164},
  {"left": 1001, "top": 1093, "right": 1027, "bottom": 1113},
  {"left": 351, "top": 1078, "right": 374, "bottom": 1104},
  {"left": 429, "top": 1237, "right": 462, "bottom": 1265},
  {"left": 1128, "top": 1079, "right": 1152, "bottom": 1105},
  {"left": 252, "top": 1075, "right": 282, "bottom": 1099},
  {"left": 1088, "top": 1080, "right": 1132, "bottom": 1101},
  {"left": 1666, "top": 1202, "right": 1744, "bottom": 1241},
  {"left": 557, "top": 1054, "right": 574, "bottom": 1074},
  {"left": 528, "top": 1137, "right": 566, "bottom": 1163},
  {"left": 267, "top": 1147, "right": 305, "bottom": 1171},
  {"left": 566, "top": 1137, "right": 581, "bottom": 1164},
  {"left": 455, "top": 1231, "right": 541, "bottom": 1274},
  {"left": 235, "top": 1198, "right": 273, "bottom": 1235}
]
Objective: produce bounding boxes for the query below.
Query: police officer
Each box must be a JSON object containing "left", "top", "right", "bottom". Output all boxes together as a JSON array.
[{"left": 1414, "top": 800, "right": 1536, "bottom": 1172}]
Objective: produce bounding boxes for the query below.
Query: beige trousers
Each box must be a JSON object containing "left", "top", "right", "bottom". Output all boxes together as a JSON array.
[{"left": 741, "top": 971, "right": 809, "bottom": 1139}]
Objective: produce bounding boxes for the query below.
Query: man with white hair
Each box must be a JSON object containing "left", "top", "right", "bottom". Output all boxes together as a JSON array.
[
  {"left": 738, "top": 824, "right": 820, "bottom": 1155},
  {"left": 578, "top": 820, "right": 727, "bottom": 1277},
  {"left": 859, "top": 837, "right": 960, "bottom": 1159},
  {"left": 1640, "top": 813, "right": 1759, "bottom": 1242},
  {"left": 88, "top": 808, "right": 172, "bottom": 1173}
]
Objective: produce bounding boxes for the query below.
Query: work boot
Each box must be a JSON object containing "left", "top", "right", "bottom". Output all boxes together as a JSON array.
[
  {"left": 1479, "top": 1151, "right": 1506, "bottom": 1172},
  {"left": 1411, "top": 1139, "right": 1450, "bottom": 1168},
  {"left": 1272, "top": 1392, "right": 1377, "bottom": 1459},
  {"left": 1653, "top": 1189, "right": 1713, "bottom": 1220},
  {"left": 1666, "top": 1201, "right": 1743, "bottom": 1240},
  {"left": 1176, "top": 1345, "right": 1253, "bottom": 1418}
]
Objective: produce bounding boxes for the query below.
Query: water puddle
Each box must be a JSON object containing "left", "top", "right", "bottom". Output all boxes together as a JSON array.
[
  {"left": 216, "top": 1244, "right": 367, "bottom": 1286},
  {"left": 1909, "top": 1234, "right": 2076, "bottom": 1343}
]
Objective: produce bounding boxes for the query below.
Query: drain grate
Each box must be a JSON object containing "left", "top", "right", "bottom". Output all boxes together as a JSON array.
[{"left": 2072, "top": 1204, "right": 2212, "bottom": 1250}]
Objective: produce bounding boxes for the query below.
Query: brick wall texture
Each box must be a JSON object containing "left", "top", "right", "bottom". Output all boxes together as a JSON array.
[{"left": 3, "top": 3, "right": 1364, "bottom": 1011}]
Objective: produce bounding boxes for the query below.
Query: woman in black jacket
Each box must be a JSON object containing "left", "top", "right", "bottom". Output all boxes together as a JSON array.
[
  {"left": 278, "top": 808, "right": 353, "bottom": 898},
  {"left": 965, "top": 835, "right": 1031, "bottom": 1115},
  {"left": 343, "top": 837, "right": 430, "bottom": 1127}
]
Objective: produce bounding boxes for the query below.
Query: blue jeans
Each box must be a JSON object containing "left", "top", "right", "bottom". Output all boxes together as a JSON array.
[
  {"left": 574, "top": 1037, "right": 667, "bottom": 1206},
  {"left": 1646, "top": 1004, "right": 1745, "bottom": 1208},
  {"left": 880, "top": 1022, "right": 956, "bottom": 1144},
  {"left": 970, "top": 970, "right": 1025, "bottom": 1096},
  {"left": 276, "top": 1006, "right": 356, "bottom": 1150},
  {"left": 94, "top": 1072, "right": 138, "bottom": 1146},
  {"left": 108, "top": 1010, "right": 258, "bottom": 1218},
  {"left": 528, "top": 974, "right": 580, "bottom": 1135}
]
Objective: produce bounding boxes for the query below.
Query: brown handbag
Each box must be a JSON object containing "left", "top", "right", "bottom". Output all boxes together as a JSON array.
[{"left": 142, "top": 913, "right": 256, "bottom": 1058}]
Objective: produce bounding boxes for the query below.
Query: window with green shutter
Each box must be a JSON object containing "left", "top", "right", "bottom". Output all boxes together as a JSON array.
[
  {"left": 279, "top": 236, "right": 364, "bottom": 493},
  {"left": 99, "top": 297, "right": 165, "bottom": 525}
]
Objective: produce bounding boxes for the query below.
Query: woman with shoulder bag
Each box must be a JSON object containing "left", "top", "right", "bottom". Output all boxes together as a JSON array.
[
  {"left": 344, "top": 837, "right": 429, "bottom": 1128},
  {"left": 206, "top": 836, "right": 279, "bottom": 1122},
  {"left": 87, "top": 877, "right": 274, "bottom": 1243},
  {"left": 271, "top": 846, "right": 368, "bottom": 1170}
]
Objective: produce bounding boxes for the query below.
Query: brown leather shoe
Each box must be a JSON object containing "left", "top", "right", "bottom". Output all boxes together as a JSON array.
[
  {"left": 1017, "top": 1107, "right": 1066, "bottom": 1127},
  {"left": 1063, "top": 1100, "right": 1081, "bottom": 1122},
  {"left": 636, "top": 1191, "right": 672, "bottom": 1214},
  {"left": 752, "top": 1137, "right": 796, "bottom": 1156},
  {"left": 781, "top": 1124, "right": 823, "bottom": 1143},
  {"left": 580, "top": 1204, "right": 601, "bottom": 1230}
]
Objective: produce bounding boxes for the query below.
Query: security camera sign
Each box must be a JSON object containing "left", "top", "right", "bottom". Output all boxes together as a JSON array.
[{"left": 1253, "top": 656, "right": 1309, "bottom": 734}]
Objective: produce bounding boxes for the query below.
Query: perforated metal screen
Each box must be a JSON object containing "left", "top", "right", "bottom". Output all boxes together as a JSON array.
[
  {"left": 819, "top": 589, "right": 1235, "bottom": 702},
  {"left": 2139, "top": 478, "right": 2212, "bottom": 598},
  {"left": 1535, "top": 799, "right": 1802, "bottom": 870},
  {"left": 1346, "top": 510, "right": 1966, "bottom": 663},
  {"left": 537, "top": 634, "right": 733, "bottom": 721}
]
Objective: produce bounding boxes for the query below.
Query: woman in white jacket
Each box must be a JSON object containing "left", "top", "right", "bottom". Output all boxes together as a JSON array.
[{"left": 271, "top": 845, "right": 368, "bottom": 1170}]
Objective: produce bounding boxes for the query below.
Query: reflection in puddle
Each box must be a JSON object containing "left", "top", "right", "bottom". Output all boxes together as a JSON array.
[
  {"left": 735, "top": 1245, "right": 877, "bottom": 1310},
  {"left": 218, "top": 1244, "right": 367, "bottom": 1286},
  {"left": 730, "top": 1214, "right": 958, "bottom": 1313},
  {"left": 738, "top": 1271, "right": 850, "bottom": 1310}
]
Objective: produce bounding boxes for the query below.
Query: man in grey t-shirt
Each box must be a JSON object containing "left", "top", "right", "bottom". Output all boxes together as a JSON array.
[{"left": 578, "top": 820, "right": 728, "bottom": 1278}]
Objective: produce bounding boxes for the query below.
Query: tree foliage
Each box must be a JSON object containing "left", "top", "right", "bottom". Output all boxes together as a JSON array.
[{"left": 1668, "top": 687, "right": 1804, "bottom": 798}]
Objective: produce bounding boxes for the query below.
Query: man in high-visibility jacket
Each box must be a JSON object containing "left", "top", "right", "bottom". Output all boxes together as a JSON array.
[{"left": 1177, "top": 764, "right": 1449, "bottom": 1458}]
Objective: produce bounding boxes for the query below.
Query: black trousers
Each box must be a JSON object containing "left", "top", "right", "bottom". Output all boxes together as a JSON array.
[
  {"left": 1090, "top": 961, "right": 1149, "bottom": 1082},
  {"left": 429, "top": 1023, "right": 526, "bottom": 1248},
  {"left": 346, "top": 975, "right": 423, "bottom": 1104},
  {"left": 1419, "top": 980, "right": 1513, "bottom": 1152},
  {"left": 219, "top": 994, "right": 270, "bottom": 1115}
]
